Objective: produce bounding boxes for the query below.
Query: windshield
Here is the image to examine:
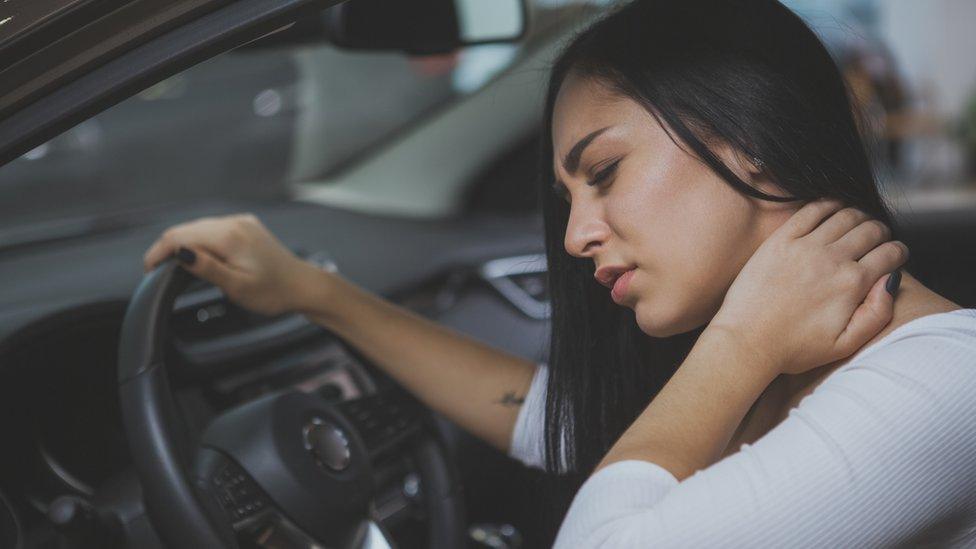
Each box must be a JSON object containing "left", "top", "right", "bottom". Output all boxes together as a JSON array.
[
  {"left": 0, "top": 1, "right": 576, "bottom": 248},
  {"left": 1, "top": 0, "right": 975, "bottom": 248}
]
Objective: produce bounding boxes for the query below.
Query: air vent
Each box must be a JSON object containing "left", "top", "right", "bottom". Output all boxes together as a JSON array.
[{"left": 478, "top": 254, "right": 549, "bottom": 320}]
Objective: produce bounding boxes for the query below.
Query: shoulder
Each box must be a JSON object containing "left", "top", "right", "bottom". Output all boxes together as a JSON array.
[
  {"left": 832, "top": 308, "right": 976, "bottom": 398},
  {"left": 787, "top": 309, "right": 976, "bottom": 481}
]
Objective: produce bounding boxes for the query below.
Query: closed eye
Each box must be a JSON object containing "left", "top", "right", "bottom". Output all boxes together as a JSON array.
[
  {"left": 587, "top": 158, "right": 621, "bottom": 187},
  {"left": 551, "top": 158, "right": 622, "bottom": 204}
]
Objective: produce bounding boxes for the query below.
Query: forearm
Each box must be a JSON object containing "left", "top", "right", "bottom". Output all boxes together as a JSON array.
[
  {"left": 596, "top": 327, "right": 778, "bottom": 480},
  {"left": 297, "top": 267, "right": 537, "bottom": 453}
]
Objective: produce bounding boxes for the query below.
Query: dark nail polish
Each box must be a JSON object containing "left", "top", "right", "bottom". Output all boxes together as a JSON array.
[
  {"left": 885, "top": 269, "right": 902, "bottom": 297},
  {"left": 176, "top": 247, "right": 196, "bottom": 266}
]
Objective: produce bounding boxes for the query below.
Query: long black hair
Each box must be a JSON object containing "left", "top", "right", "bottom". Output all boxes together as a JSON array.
[{"left": 535, "top": 0, "right": 897, "bottom": 536}]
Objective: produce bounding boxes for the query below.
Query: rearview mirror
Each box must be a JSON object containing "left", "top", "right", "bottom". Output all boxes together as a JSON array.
[{"left": 325, "top": 0, "right": 528, "bottom": 54}]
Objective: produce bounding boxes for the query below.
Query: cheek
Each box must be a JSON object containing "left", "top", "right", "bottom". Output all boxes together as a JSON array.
[
  {"left": 612, "top": 166, "right": 749, "bottom": 279},
  {"left": 614, "top": 168, "right": 759, "bottom": 334},
  {"left": 604, "top": 164, "right": 681, "bottom": 254}
]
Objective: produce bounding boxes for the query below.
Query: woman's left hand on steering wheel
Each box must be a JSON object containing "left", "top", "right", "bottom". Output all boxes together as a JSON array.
[{"left": 709, "top": 198, "right": 909, "bottom": 376}]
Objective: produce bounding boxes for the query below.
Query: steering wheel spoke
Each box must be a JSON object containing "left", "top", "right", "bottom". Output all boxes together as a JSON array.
[
  {"left": 338, "top": 390, "right": 425, "bottom": 459},
  {"left": 194, "top": 449, "right": 276, "bottom": 530}
]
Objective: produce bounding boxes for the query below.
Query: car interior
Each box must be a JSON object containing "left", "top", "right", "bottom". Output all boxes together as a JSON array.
[{"left": 0, "top": 0, "right": 974, "bottom": 548}]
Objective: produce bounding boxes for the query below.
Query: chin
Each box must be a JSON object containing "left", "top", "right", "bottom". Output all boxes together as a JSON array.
[{"left": 633, "top": 299, "right": 707, "bottom": 338}]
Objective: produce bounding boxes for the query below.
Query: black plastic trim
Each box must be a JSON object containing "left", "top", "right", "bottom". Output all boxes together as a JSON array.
[
  {"left": 0, "top": 0, "right": 341, "bottom": 166},
  {"left": 0, "top": 0, "right": 228, "bottom": 116}
]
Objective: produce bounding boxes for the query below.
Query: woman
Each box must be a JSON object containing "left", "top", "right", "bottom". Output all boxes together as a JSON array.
[{"left": 144, "top": 0, "right": 976, "bottom": 546}]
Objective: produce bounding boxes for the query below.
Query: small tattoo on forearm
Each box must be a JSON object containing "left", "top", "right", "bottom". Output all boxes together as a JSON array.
[{"left": 497, "top": 392, "right": 525, "bottom": 407}]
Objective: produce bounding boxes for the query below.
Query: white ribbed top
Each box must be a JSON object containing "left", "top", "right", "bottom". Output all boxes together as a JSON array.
[{"left": 510, "top": 309, "right": 976, "bottom": 548}]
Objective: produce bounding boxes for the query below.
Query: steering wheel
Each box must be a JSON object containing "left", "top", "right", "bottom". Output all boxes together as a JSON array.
[{"left": 117, "top": 258, "right": 466, "bottom": 548}]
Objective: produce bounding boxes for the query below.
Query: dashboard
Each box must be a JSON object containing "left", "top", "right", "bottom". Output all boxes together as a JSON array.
[
  {"left": 3, "top": 194, "right": 975, "bottom": 548},
  {"left": 0, "top": 198, "right": 550, "bottom": 547}
]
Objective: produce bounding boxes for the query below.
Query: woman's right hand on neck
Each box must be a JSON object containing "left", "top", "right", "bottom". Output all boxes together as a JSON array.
[
  {"left": 142, "top": 213, "right": 327, "bottom": 317},
  {"left": 708, "top": 199, "right": 909, "bottom": 377}
]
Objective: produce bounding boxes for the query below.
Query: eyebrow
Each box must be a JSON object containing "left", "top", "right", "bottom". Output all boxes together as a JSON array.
[
  {"left": 553, "top": 126, "right": 612, "bottom": 195},
  {"left": 564, "top": 126, "right": 612, "bottom": 174}
]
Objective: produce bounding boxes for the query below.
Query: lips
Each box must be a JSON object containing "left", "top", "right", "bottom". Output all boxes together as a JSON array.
[
  {"left": 610, "top": 269, "right": 636, "bottom": 304},
  {"left": 594, "top": 265, "right": 636, "bottom": 289}
]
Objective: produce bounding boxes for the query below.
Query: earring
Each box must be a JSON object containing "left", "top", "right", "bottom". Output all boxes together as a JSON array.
[{"left": 752, "top": 156, "right": 765, "bottom": 170}]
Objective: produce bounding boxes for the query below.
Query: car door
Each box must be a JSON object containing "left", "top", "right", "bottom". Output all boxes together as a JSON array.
[{"left": 0, "top": 0, "right": 340, "bottom": 165}]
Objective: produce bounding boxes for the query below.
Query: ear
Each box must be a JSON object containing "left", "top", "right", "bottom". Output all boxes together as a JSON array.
[
  {"left": 716, "top": 144, "right": 771, "bottom": 185},
  {"left": 749, "top": 166, "right": 786, "bottom": 198},
  {"left": 716, "top": 143, "right": 790, "bottom": 202}
]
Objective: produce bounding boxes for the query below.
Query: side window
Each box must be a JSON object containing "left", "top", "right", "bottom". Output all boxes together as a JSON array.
[
  {"left": 785, "top": 0, "right": 976, "bottom": 197},
  {"left": 0, "top": 6, "right": 551, "bottom": 244}
]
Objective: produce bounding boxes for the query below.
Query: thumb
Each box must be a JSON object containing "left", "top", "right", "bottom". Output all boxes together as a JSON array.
[
  {"left": 834, "top": 270, "right": 901, "bottom": 356},
  {"left": 175, "top": 246, "right": 242, "bottom": 294}
]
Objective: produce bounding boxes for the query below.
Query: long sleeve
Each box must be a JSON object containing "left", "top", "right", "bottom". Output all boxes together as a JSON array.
[{"left": 554, "top": 311, "right": 976, "bottom": 548}]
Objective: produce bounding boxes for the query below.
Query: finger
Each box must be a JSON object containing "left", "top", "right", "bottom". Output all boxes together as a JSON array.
[
  {"left": 807, "top": 207, "right": 872, "bottom": 244},
  {"left": 176, "top": 246, "right": 248, "bottom": 295},
  {"left": 143, "top": 236, "right": 185, "bottom": 272},
  {"left": 834, "top": 274, "right": 896, "bottom": 356},
  {"left": 143, "top": 230, "right": 181, "bottom": 271},
  {"left": 143, "top": 218, "right": 232, "bottom": 271},
  {"left": 781, "top": 198, "right": 845, "bottom": 239},
  {"left": 857, "top": 240, "right": 909, "bottom": 280},
  {"left": 143, "top": 223, "right": 203, "bottom": 272},
  {"left": 829, "top": 219, "right": 891, "bottom": 260}
]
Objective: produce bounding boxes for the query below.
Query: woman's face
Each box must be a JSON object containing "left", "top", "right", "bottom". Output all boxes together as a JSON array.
[{"left": 551, "top": 73, "right": 797, "bottom": 337}]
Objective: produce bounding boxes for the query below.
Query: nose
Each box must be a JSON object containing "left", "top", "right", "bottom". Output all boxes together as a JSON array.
[{"left": 564, "top": 201, "right": 610, "bottom": 258}]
